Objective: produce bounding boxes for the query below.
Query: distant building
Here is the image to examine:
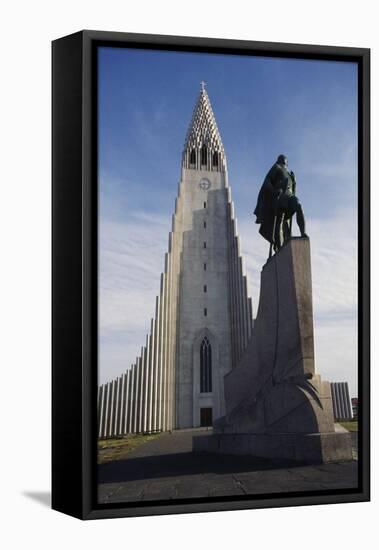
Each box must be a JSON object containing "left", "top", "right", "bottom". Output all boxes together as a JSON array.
[
  {"left": 330, "top": 382, "right": 353, "bottom": 421},
  {"left": 351, "top": 397, "right": 358, "bottom": 420}
]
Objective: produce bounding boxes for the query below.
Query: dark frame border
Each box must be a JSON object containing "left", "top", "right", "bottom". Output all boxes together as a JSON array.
[{"left": 52, "top": 30, "right": 370, "bottom": 520}]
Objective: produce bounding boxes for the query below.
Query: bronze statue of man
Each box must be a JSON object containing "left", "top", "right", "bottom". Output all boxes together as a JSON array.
[{"left": 254, "top": 154, "right": 308, "bottom": 254}]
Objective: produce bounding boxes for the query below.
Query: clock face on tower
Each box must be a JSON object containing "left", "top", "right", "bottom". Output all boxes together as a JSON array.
[{"left": 199, "top": 178, "right": 211, "bottom": 191}]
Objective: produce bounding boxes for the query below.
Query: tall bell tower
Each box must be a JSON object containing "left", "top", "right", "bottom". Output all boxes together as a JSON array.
[
  {"left": 97, "top": 84, "right": 253, "bottom": 437},
  {"left": 175, "top": 83, "right": 253, "bottom": 428}
]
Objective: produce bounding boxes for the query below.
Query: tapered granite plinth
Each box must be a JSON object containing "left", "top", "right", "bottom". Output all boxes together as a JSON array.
[{"left": 193, "top": 238, "right": 353, "bottom": 464}]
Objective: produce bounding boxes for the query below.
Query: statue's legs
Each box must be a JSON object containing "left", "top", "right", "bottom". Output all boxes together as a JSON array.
[
  {"left": 282, "top": 218, "right": 291, "bottom": 241},
  {"left": 287, "top": 196, "right": 308, "bottom": 238},
  {"left": 274, "top": 212, "right": 285, "bottom": 251},
  {"left": 295, "top": 203, "right": 308, "bottom": 237}
]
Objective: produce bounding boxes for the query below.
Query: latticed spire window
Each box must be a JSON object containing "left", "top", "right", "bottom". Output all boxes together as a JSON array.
[
  {"left": 201, "top": 145, "right": 207, "bottom": 166},
  {"left": 182, "top": 86, "right": 227, "bottom": 172},
  {"left": 200, "top": 337, "right": 212, "bottom": 393}
]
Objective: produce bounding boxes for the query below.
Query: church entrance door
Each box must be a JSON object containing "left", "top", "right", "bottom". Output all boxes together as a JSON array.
[{"left": 200, "top": 407, "right": 213, "bottom": 427}]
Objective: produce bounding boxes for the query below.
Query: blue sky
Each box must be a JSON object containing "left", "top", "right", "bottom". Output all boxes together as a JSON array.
[{"left": 99, "top": 46, "right": 358, "bottom": 397}]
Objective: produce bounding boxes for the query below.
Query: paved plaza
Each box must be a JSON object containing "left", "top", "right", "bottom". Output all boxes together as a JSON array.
[{"left": 98, "top": 429, "right": 358, "bottom": 504}]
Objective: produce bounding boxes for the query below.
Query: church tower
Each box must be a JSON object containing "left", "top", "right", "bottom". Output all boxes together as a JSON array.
[
  {"left": 97, "top": 85, "right": 253, "bottom": 437},
  {"left": 175, "top": 83, "right": 252, "bottom": 427}
]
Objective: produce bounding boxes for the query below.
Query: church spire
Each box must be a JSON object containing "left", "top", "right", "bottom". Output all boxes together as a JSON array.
[{"left": 182, "top": 83, "right": 227, "bottom": 172}]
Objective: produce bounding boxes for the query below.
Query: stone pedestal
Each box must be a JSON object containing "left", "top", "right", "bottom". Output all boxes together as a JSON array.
[{"left": 193, "top": 238, "right": 353, "bottom": 464}]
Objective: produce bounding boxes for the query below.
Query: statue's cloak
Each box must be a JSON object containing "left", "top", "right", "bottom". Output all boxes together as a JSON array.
[
  {"left": 254, "top": 165, "right": 278, "bottom": 244},
  {"left": 254, "top": 162, "right": 295, "bottom": 243}
]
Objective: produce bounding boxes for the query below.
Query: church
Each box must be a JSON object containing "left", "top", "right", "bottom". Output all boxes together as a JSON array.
[{"left": 98, "top": 85, "right": 253, "bottom": 437}]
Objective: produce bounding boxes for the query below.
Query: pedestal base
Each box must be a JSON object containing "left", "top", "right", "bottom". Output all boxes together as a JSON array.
[{"left": 193, "top": 431, "right": 353, "bottom": 464}]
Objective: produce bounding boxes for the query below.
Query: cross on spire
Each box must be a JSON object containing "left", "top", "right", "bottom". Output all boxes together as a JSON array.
[{"left": 200, "top": 80, "right": 207, "bottom": 92}]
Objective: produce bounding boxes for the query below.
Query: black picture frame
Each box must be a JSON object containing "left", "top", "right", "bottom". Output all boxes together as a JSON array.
[{"left": 52, "top": 30, "right": 370, "bottom": 520}]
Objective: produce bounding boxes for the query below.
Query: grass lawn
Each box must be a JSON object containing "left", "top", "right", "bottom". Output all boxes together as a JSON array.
[
  {"left": 339, "top": 421, "right": 358, "bottom": 432},
  {"left": 98, "top": 433, "right": 161, "bottom": 465}
]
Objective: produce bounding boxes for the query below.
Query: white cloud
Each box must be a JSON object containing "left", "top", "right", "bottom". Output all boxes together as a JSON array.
[
  {"left": 99, "top": 212, "right": 171, "bottom": 383},
  {"left": 314, "top": 318, "right": 358, "bottom": 397}
]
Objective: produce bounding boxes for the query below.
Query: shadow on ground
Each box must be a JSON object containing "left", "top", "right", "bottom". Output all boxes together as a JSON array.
[
  {"left": 97, "top": 430, "right": 358, "bottom": 503},
  {"left": 22, "top": 491, "right": 51, "bottom": 507},
  {"left": 98, "top": 451, "right": 300, "bottom": 484}
]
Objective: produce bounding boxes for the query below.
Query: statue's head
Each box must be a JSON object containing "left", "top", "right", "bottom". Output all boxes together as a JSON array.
[{"left": 277, "top": 154, "right": 288, "bottom": 168}]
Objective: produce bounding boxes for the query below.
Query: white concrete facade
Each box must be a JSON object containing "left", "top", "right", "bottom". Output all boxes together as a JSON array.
[
  {"left": 331, "top": 382, "right": 353, "bottom": 421},
  {"left": 98, "top": 87, "right": 253, "bottom": 437}
]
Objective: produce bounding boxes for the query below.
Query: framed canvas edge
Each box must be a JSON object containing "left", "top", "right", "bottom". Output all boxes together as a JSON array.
[
  {"left": 52, "top": 29, "right": 370, "bottom": 520},
  {"left": 52, "top": 31, "right": 85, "bottom": 519}
]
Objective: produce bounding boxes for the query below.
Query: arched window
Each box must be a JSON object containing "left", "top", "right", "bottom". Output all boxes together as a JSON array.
[
  {"left": 212, "top": 152, "right": 219, "bottom": 168},
  {"left": 201, "top": 145, "right": 207, "bottom": 166},
  {"left": 200, "top": 337, "right": 212, "bottom": 393},
  {"left": 190, "top": 149, "right": 196, "bottom": 165}
]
